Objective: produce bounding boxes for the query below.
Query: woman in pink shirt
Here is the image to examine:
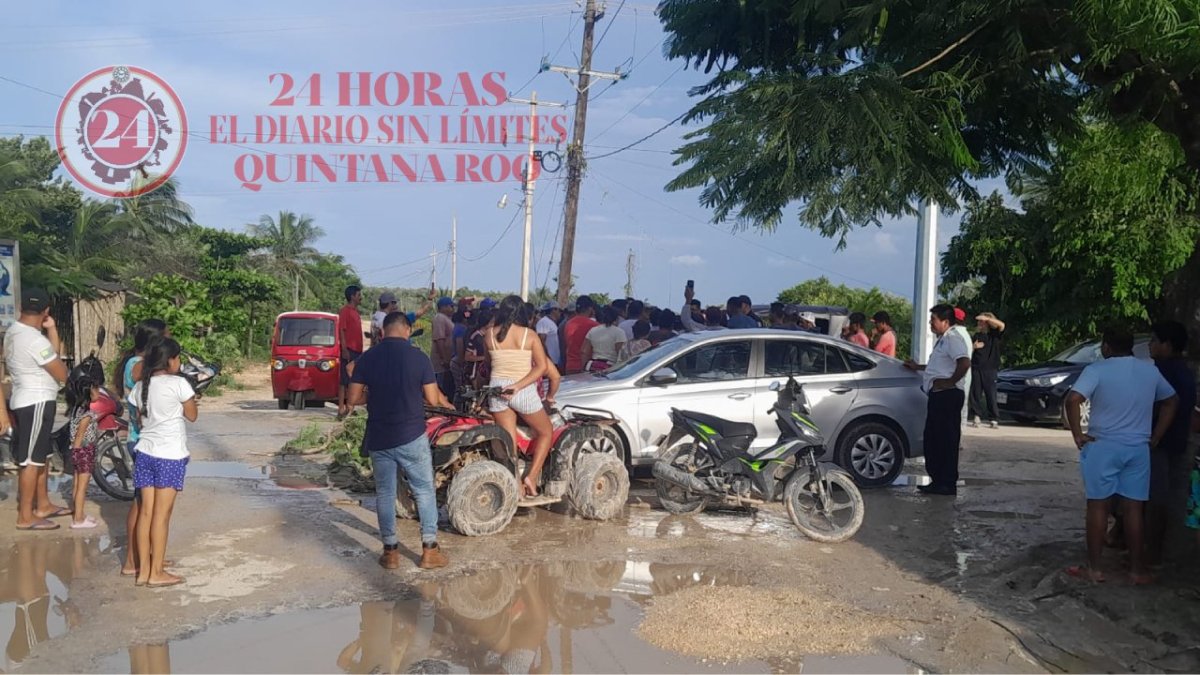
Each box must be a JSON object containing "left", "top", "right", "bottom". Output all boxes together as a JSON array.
[
  {"left": 846, "top": 312, "right": 871, "bottom": 348},
  {"left": 871, "top": 311, "right": 897, "bottom": 358}
]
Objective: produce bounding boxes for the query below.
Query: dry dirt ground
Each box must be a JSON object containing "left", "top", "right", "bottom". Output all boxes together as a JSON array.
[{"left": 1, "top": 366, "right": 1198, "bottom": 673}]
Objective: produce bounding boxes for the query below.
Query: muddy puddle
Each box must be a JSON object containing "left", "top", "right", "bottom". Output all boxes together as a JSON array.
[
  {"left": 0, "top": 536, "right": 108, "bottom": 671},
  {"left": 187, "top": 461, "right": 325, "bottom": 490},
  {"left": 99, "top": 560, "right": 914, "bottom": 674}
]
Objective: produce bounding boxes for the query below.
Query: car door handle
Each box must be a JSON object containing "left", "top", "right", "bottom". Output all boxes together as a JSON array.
[
  {"left": 729, "top": 393, "right": 751, "bottom": 400},
  {"left": 830, "top": 386, "right": 853, "bottom": 394}
]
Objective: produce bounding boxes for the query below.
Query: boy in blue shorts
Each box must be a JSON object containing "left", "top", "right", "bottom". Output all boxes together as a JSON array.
[{"left": 1064, "top": 327, "right": 1178, "bottom": 584}]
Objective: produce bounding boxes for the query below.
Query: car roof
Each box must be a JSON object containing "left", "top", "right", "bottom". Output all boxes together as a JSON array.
[
  {"left": 277, "top": 311, "right": 338, "bottom": 320},
  {"left": 751, "top": 304, "right": 849, "bottom": 316},
  {"left": 673, "top": 328, "right": 879, "bottom": 353}
]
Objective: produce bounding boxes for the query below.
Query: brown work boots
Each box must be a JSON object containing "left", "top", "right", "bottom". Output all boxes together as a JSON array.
[
  {"left": 378, "top": 544, "right": 449, "bottom": 570},
  {"left": 419, "top": 544, "right": 449, "bottom": 569}
]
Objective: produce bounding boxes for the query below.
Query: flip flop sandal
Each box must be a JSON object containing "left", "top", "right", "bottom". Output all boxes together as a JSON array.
[
  {"left": 16, "top": 520, "right": 60, "bottom": 531},
  {"left": 42, "top": 507, "right": 73, "bottom": 519},
  {"left": 147, "top": 577, "right": 185, "bottom": 588}
]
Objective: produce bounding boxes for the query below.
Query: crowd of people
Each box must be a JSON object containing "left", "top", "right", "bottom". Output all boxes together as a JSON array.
[{"left": 2, "top": 288, "right": 198, "bottom": 588}]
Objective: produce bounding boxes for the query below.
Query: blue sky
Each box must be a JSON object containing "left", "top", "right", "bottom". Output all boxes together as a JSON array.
[{"left": 1, "top": 0, "right": 972, "bottom": 307}]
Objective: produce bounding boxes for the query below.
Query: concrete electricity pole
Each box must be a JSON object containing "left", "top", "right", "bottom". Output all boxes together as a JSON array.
[
  {"left": 507, "top": 91, "right": 564, "bottom": 301},
  {"left": 911, "top": 200, "right": 938, "bottom": 362},
  {"left": 550, "top": 0, "right": 625, "bottom": 306},
  {"left": 450, "top": 213, "right": 457, "bottom": 296}
]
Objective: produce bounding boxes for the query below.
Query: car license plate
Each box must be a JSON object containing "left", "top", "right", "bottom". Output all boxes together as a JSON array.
[
  {"left": 996, "top": 392, "right": 1007, "bottom": 404},
  {"left": 298, "top": 359, "right": 307, "bottom": 369}
]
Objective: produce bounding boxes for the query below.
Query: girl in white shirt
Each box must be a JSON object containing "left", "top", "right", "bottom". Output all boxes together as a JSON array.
[
  {"left": 128, "top": 338, "right": 198, "bottom": 589},
  {"left": 582, "top": 307, "right": 626, "bottom": 373}
]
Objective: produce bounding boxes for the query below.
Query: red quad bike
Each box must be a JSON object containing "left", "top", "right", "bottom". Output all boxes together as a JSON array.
[{"left": 395, "top": 387, "right": 630, "bottom": 537}]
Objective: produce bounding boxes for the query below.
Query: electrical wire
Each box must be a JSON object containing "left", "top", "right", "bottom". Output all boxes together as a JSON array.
[
  {"left": 462, "top": 205, "right": 523, "bottom": 262},
  {"left": 592, "top": 0, "right": 625, "bottom": 52},
  {"left": 533, "top": 178, "right": 564, "bottom": 289},
  {"left": 584, "top": 110, "right": 686, "bottom": 160},
  {"left": 590, "top": 64, "right": 683, "bottom": 142}
]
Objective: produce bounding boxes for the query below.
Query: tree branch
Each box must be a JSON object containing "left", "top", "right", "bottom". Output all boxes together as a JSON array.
[{"left": 900, "top": 23, "right": 989, "bottom": 79}]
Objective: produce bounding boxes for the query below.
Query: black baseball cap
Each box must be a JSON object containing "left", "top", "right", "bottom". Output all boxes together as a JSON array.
[{"left": 21, "top": 287, "right": 50, "bottom": 314}]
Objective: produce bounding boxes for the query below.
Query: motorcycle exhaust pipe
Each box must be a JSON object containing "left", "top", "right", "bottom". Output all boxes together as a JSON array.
[{"left": 652, "top": 461, "right": 716, "bottom": 496}]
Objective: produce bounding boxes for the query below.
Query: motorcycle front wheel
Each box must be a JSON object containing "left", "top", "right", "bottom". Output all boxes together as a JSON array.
[
  {"left": 92, "top": 435, "right": 136, "bottom": 501},
  {"left": 784, "top": 466, "right": 864, "bottom": 543}
]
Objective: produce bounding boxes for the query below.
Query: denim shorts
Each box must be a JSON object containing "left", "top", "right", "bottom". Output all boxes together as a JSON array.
[
  {"left": 134, "top": 454, "right": 189, "bottom": 491},
  {"left": 1080, "top": 439, "right": 1150, "bottom": 501}
]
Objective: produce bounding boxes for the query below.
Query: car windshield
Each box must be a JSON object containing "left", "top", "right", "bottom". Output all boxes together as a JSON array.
[
  {"left": 277, "top": 318, "right": 336, "bottom": 347},
  {"left": 1051, "top": 341, "right": 1102, "bottom": 364},
  {"left": 600, "top": 335, "right": 691, "bottom": 379}
]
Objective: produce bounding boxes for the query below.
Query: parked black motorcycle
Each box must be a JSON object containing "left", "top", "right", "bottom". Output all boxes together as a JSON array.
[{"left": 652, "top": 376, "right": 865, "bottom": 542}]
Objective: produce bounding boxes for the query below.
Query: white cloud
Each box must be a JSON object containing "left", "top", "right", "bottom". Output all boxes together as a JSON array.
[
  {"left": 873, "top": 232, "right": 899, "bottom": 255},
  {"left": 670, "top": 254, "right": 704, "bottom": 266}
]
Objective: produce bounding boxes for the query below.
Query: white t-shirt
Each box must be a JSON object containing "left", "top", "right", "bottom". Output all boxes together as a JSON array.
[
  {"left": 536, "top": 316, "right": 561, "bottom": 365},
  {"left": 618, "top": 318, "right": 639, "bottom": 343},
  {"left": 585, "top": 325, "right": 626, "bottom": 362},
  {"left": 372, "top": 310, "right": 387, "bottom": 332},
  {"left": 128, "top": 374, "right": 195, "bottom": 460},
  {"left": 4, "top": 322, "right": 60, "bottom": 409},
  {"left": 923, "top": 330, "right": 971, "bottom": 392}
]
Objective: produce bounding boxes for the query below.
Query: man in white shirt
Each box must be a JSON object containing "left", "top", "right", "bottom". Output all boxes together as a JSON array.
[
  {"left": 536, "top": 303, "right": 562, "bottom": 368},
  {"left": 905, "top": 304, "right": 971, "bottom": 496},
  {"left": 618, "top": 300, "right": 647, "bottom": 343},
  {"left": 5, "top": 288, "right": 69, "bottom": 530},
  {"left": 371, "top": 292, "right": 398, "bottom": 346}
]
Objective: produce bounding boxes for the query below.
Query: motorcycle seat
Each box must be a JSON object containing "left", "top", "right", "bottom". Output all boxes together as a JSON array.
[{"left": 676, "top": 410, "right": 757, "bottom": 440}]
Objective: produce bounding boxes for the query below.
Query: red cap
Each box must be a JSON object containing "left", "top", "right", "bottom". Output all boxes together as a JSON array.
[{"left": 954, "top": 307, "right": 966, "bottom": 322}]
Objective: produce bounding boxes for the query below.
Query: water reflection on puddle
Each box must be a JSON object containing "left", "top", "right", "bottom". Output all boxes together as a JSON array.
[
  {"left": 187, "top": 461, "right": 274, "bottom": 481},
  {"left": 0, "top": 537, "right": 107, "bottom": 671},
  {"left": 105, "top": 560, "right": 913, "bottom": 674}
]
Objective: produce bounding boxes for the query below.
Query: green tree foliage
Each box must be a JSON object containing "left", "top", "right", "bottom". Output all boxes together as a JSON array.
[
  {"left": 658, "top": 0, "right": 1200, "bottom": 240},
  {"left": 942, "top": 123, "right": 1200, "bottom": 363},
  {"left": 122, "top": 275, "right": 215, "bottom": 357},
  {"left": 248, "top": 211, "right": 325, "bottom": 310},
  {"left": 777, "top": 277, "right": 913, "bottom": 356}
]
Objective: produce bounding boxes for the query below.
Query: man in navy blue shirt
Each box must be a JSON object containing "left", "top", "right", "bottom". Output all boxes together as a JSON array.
[{"left": 348, "top": 311, "right": 453, "bottom": 570}]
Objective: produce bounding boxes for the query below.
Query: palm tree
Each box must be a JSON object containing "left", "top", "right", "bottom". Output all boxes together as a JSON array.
[
  {"left": 112, "top": 175, "right": 195, "bottom": 236},
  {"left": 247, "top": 211, "right": 325, "bottom": 310},
  {"left": 28, "top": 199, "right": 123, "bottom": 296}
]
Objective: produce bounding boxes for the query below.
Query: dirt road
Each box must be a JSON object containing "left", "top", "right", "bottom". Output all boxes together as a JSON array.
[{"left": 2, "top": 369, "right": 1198, "bottom": 673}]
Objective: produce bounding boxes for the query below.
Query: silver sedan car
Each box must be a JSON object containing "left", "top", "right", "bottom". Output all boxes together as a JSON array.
[{"left": 555, "top": 329, "right": 927, "bottom": 487}]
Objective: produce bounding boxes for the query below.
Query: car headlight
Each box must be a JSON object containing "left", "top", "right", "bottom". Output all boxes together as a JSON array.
[
  {"left": 272, "top": 359, "right": 285, "bottom": 371},
  {"left": 435, "top": 431, "right": 464, "bottom": 446},
  {"left": 317, "top": 359, "right": 336, "bottom": 372},
  {"left": 1026, "top": 374, "right": 1068, "bottom": 387}
]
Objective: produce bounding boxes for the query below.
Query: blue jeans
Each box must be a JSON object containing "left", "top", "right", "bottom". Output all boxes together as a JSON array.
[{"left": 372, "top": 435, "right": 438, "bottom": 546}]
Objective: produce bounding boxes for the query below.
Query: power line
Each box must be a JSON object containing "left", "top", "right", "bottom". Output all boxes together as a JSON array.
[
  {"left": 590, "top": 64, "right": 683, "bottom": 142},
  {"left": 592, "top": 0, "right": 625, "bottom": 52},
  {"left": 534, "top": 178, "right": 564, "bottom": 289},
  {"left": 462, "top": 205, "right": 523, "bottom": 262},
  {"left": 584, "top": 110, "right": 686, "bottom": 160}
]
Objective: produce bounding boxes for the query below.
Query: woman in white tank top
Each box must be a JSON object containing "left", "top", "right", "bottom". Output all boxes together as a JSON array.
[{"left": 485, "top": 296, "right": 554, "bottom": 497}]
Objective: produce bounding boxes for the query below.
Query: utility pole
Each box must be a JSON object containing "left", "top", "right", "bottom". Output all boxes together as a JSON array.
[
  {"left": 624, "top": 249, "right": 636, "bottom": 299},
  {"left": 911, "top": 200, "right": 938, "bottom": 362},
  {"left": 430, "top": 247, "right": 438, "bottom": 293},
  {"left": 507, "top": 91, "right": 565, "bottom": 301},
  {"left": 450, "top": 213, "right": 457, "bottom": 297},
  {"left": 550, "top": 0, "right": 626, "bottom": 306}
]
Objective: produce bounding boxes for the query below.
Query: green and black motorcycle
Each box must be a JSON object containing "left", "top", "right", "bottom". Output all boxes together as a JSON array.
[{"left": 652, "top": 376, "right": 865, "bottom": 542}]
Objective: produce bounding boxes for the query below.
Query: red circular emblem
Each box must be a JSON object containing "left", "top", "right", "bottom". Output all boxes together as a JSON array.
[{"left": 55, "top": 66, "right": 187, "bottom": 198}]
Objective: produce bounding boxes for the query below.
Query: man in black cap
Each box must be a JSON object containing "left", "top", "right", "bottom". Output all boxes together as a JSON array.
[{"left": 5, "top": 288, "right": 69, "bottom": 530}]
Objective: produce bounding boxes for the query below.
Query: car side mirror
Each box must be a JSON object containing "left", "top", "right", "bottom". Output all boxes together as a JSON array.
[
  {"left": 648, "top": 368, "right": 678, "bottom": 386},
  {"left": 769, "top": 381, "right": 781, "bottom": 391}
]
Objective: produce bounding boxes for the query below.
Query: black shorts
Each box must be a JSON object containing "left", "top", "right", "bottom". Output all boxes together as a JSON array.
[
  {"left": 341, "top": 350, "right": 362, "bottom": 386},
  {"left": 12, "top": 400, "right": 56, "bottom": 468}
]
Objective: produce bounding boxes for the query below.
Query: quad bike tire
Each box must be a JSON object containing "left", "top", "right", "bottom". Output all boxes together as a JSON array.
[
  {"left": 447, "top": 460, "right": 520, "bottom": 537},
  {"left": 654, "top": 443, "right": 710, "bottom": 515},
  {"left": 569, "top": 453, "right": 629, "bottom": 521},
  {"left": 784, "top": 467, "right": 865, "bottom": 543},
  {"left": 443, "top": 566, "right": 519, "bottom": 620},
  {"left": 558, "top": 559, "right": 626, "bottom": 595},
  {"left": 394, "top": 470, "right": 417, "bottom": 520}
]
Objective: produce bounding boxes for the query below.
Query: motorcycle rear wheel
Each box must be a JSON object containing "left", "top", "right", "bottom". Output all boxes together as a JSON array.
[
  {"left": 784, "top": 467, "right": 864, "bottom": 543},
  {"left": 654, "top": 443, "right": 710, "bottom": 515},
  {"left": 92, "top": 435, "right": 136, "bottom": 501}
]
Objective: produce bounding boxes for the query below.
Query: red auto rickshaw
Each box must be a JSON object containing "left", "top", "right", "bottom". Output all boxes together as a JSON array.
[{"left": 271, "top": 311, "right": 341, "bottom": 410}]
